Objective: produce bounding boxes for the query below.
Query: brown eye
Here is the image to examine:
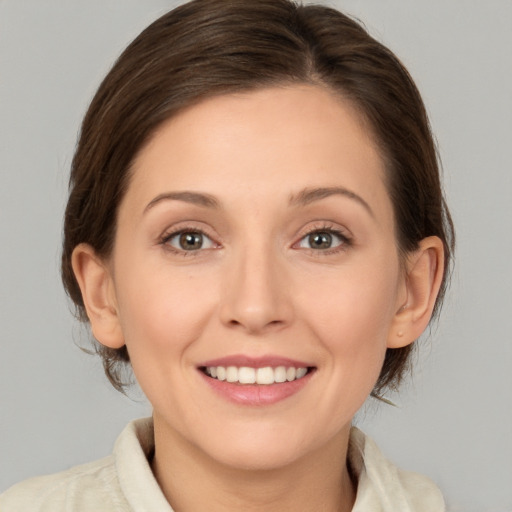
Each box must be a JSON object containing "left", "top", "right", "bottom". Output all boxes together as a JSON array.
[
  {"left": 297, "top": 229, "right": 349, "bottom": 251},
  {"left": 179, "top": 232, "right": 203, "bottom": 250},
  {"left": 165, "top": 231, "right": 215, "bottom": 252},
  {"left": 308, "top": 232, "right": 333, "bottom": 249}
]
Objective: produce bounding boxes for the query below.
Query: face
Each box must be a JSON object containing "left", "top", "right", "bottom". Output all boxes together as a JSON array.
[{"left": 108, "top": 85, "right": 407, "bottom": 470}]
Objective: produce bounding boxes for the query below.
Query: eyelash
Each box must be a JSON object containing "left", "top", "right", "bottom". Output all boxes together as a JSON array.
[
  {"left": 295, "top": 225, "right": 352, "bottom": 255},
  {"left": 159, "top": 227, "right": 217, "bottom": 256},
  {"left": 159, "top": 224, "right": 352, "bottom": 256}
]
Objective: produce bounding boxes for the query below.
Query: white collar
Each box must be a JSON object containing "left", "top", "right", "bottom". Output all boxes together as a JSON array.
[{"left": 113, "top": 418, "right": 444, "bottom": 512}]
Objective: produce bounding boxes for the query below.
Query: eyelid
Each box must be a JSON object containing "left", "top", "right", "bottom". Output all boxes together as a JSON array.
[
  {"left": 158, "top": 222, "right": 220, "bottom": 254},
  {"left": 292, "top": 223, "right": 353, "bottom": 253},
  {"left": 165, "top": 230, "right": 216, "bottom": 250}
]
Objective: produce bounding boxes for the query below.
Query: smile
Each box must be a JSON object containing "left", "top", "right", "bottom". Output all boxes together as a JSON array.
[{"left": 203, "top": 366, "right": 309, "bottom": 385}]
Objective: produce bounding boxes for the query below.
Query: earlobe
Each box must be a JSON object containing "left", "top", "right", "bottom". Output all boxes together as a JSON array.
[
  {"left": 388, "top": 236, "right": 445, "bottom": 348},
  {"left": 71, "top": 244, "right": 125, "bottom": 349}
]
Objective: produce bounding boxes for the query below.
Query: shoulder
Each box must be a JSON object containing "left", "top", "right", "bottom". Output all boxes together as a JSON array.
[
  {"left": 0, "top": 456, "right": 129, "bottom": 512},
  {"left": 349, "top": 427, "right": 445, "bottom": 512},
  {"left": 0, "top": 417, "right": 159, "bottom": 512}
]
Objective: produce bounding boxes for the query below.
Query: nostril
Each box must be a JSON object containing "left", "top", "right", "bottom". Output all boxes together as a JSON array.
[{"left": 220, "top": 284, "right": 293, "bottom": 333}]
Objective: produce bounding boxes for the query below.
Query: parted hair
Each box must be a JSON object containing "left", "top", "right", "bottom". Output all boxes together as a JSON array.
[{"left": 62, "top": 0, "right": 454, "bottom": 395}]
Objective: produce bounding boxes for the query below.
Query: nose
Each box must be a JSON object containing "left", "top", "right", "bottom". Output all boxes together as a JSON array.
[{"left": 219, "top": 244, "right": 293, "bottom": 335}]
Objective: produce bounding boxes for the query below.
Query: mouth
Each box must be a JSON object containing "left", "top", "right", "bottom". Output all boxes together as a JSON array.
[
  {"left": 197, "top": 356, "right": 316, "bottom": 405},
  {"left": 200, "top": 365, "right": 314, "bottom": 385}
]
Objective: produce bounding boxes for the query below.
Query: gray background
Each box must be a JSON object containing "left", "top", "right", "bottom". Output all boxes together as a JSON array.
[{"left": 1, "top": 1, "right": 511, "bottom": 510}]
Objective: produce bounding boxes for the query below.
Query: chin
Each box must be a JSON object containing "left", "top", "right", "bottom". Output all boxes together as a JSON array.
[
  {"left": 210, "top": 442, "right": 306, "bottom": 472},
  {"left": 197, "top": 421, "right": 340, "bottom": 473}
]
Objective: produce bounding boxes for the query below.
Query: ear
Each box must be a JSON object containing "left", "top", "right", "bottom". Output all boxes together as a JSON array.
[
  {"left": 388, "top": 236, "right": 445, "bottom": 348},
  {"left": 71, "top": 243, "right": 125, "bottom": 349}
]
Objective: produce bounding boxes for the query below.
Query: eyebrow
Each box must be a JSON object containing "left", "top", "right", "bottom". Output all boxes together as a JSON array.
[
  {"left": 144, "top": 191, "right": 220, "bottom": 213},
  {"left": 289, "top": 186, "right": 374, "bottom": 218},
  {"left": 143, "top": 186, "right": 373, "bottom": 216}
]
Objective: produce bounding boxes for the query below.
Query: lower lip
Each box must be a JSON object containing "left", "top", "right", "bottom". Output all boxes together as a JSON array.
[{"left": 199, "top": 370, "right": 314, "bottom": 406}]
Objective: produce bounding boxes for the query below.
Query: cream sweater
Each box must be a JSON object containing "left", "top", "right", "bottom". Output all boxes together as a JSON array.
[{"left": 0, "top": 418, "right": 445, "bottom": 511}]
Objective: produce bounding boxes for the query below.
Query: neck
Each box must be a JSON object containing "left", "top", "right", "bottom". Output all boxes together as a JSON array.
[{"left": 151, "top": 418, "right": 356, "bottom": 512}]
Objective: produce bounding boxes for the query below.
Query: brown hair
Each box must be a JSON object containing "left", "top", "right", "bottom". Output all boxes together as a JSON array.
[{"left": 62, "top": 0, "right": 454, "bottom": 395}]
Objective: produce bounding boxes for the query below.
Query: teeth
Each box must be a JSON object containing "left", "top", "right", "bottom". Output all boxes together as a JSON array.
[
  {"left": 226, "top": 366, "right": 238, "bottom": 383},
  {"left": 238, "top": 367, "right": 256, "bottom": 384},
  {"left": 274, "top": 366, "right": 287, "bottom": 383},
  {"left": 205, "top": 365, "right": 309, "bottom": 385},
  {"left": 296, "top": 367, "right": 307, "bottom": 379},
  {"left": 256, "top": 367, "right": 274, "bottom": 385}
]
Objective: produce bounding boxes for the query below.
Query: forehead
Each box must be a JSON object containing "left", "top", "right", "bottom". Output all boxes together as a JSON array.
[{"left": 126, "top": 85, "right": 392, "bottom": 221}]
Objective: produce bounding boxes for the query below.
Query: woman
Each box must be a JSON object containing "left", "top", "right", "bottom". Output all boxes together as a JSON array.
[{"left": 0, "top": 0, "right": 454, "bottom": 510}]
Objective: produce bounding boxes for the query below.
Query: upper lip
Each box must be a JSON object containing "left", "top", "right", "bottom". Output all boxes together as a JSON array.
[{"left": 199, "top": 354, "right": 313, "bottom": 369}]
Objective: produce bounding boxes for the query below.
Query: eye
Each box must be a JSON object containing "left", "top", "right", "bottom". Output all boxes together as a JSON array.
[
  {"left": 164, "top": 230, "right": 216, "bottom": 252},
  {"left": 297, "top": 229, "right": 349, "bottom": 251}
]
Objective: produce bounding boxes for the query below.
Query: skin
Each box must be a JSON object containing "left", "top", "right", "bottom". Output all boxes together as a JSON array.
[{"left": 72, "top": 85, "right": 444, "bottom": 512}]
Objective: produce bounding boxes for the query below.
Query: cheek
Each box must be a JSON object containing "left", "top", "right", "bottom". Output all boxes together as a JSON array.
[
  {"left": 114, "top": 260, "right": 219, "bottom": 357},
  {"left": 299, "top": 258, "right": 400, "bottom": 371},
  {"left": 303, "top": 276, "right": 395, "bottom": 418},
  {"left": 113, "top": 263, "right": 221, "bottom": 406},
  {"left": 306, "top": 265, "right": 398, "bottom": 334}
]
